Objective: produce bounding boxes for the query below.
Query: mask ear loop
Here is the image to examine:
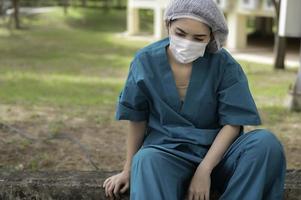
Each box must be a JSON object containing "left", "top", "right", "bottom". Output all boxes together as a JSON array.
[{"left": 167, "top": 19, "right": 175, "bottom": 36}]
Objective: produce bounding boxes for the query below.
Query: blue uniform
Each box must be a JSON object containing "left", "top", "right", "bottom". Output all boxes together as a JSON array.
[{"left": 115, "top": 37, "right": 286, "bottom": 200}]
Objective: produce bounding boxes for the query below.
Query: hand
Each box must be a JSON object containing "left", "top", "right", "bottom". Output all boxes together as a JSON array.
[
  {"left": 102, "top": 170, "right": 130, "bottom": 200},
  {"left": 185, "top": 165, "right": 212, "bottom": 200}
]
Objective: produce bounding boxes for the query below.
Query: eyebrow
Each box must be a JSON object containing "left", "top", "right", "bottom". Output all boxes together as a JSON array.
[{"left": 176, "top": 27, "right": 207, "bottom": 37}]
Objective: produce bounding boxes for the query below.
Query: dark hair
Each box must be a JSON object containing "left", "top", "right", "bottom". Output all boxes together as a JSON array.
[
  {"left": 165, "top": 19, "right": 213, "bottom": 39},
  {"left": 165, "top": 19, "right": 176, "bottom": 30}
]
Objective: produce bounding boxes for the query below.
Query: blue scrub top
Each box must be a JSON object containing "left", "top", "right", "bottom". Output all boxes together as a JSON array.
[{"left": 115, "top": 37, "right": 262, "bottom": 163}]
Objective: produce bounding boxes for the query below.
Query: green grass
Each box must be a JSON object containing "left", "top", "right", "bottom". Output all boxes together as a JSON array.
[
  {"left": 238, "top": 60, "right": 298, "bottom": 107},
  {"left": 0, "top": 6, "right": 299, "bottom": 120},
  {"left": 0, "top": 7, "right": 150, "bottom": 110}
]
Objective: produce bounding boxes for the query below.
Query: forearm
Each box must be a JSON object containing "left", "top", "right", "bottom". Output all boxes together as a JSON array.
[
  {"left": 123, "top": 120, "right": 147, "bottom": 173},
  {"left": 198, "top": 125, "right": 241, "bottom": 173}
]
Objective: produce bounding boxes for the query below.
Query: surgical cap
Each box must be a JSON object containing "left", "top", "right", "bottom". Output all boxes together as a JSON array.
[{"left": 164, "top": 0, "right": 229, "bottom": 53}]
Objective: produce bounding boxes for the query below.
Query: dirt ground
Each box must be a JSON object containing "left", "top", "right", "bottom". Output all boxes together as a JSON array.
[
  {"left": 0, "top": 104, "right": 300, "bottom": 173},
  {"left": 0, "top": 104, "right": 129, "bottom": 172}
]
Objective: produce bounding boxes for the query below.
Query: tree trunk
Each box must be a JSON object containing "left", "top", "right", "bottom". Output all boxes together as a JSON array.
[
  {"left": 63, "top": 0, "right": 69, "bottom": 15},
  {"left": 290, "top": 41, "right": 301, "bottom": 111},
  {"left": 0, "top": 0, "right": 3, "bottom": 16},
  {"left": 116, "top": 0, "right": 123, "bottom": 8},
  {"left": 274, "top": 36, "right": 286, "bottom": 70},
  {"left": 272, "top": 0, "right": 286, "bottom": 70},
  {"left": 12, "top": 0, "right": 20, "bottom": 29},
  {"left": 103, "top": 0, "right": 109, "bottom": 9},
  {"left": 81, "top": 0, "right": 86, "bottom": 7}
]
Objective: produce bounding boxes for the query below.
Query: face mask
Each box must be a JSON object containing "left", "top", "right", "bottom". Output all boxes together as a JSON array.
[{"left": 169, "top": 34, "right": 208, "bottom": 64}]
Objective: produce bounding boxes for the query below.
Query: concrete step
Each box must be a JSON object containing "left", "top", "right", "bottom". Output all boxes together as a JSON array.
[{"left": 0, "top": 169, "right": 300, "bottom": 199}]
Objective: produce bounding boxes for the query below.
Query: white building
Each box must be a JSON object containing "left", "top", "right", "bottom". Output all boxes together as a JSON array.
[{"left": 127, "top": 0, "right": 275, "bottom": 49}]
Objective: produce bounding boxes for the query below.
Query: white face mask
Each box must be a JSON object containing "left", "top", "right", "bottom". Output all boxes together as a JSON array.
[{"left": 169, "top": 34, "right": 208, "bottom": 64}]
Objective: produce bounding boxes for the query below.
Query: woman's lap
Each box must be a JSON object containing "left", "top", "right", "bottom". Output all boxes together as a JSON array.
[
  {"left": 130, "top": 128, "right": 286, "bottom": 200},
  {"left": 130, "top": 146, "right": 197, "bottom": 200},
  {"left": 211, "top": 128, "right": 286, "bottom": 199}
]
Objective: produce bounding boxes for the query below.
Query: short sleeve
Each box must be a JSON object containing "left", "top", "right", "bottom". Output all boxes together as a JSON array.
[
  {"left": 217, "top": 62, "right": 262, "bottom": 126},
  {"left": 115, "top": 61, "right": 149, "bottom": 121}
]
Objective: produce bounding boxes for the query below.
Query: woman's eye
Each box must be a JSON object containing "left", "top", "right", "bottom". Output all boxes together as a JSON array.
[
  {"left": 175, "top": 32, "right": 185, "bottom": 37},
  {"left": 194, "top": 38, "right": 204, "bottom": 42}
]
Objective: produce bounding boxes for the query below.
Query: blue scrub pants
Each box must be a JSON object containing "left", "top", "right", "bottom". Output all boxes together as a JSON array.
[{"left": 130, "top": 129, "right": 287, "bottom": 200}]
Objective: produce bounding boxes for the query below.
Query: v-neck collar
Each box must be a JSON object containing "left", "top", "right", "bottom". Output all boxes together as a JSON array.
[{"left": 159, "top": 37, "right": 210, "bottom": 114}]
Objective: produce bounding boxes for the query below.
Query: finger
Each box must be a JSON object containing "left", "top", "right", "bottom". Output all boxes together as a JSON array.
[
  {"left": 105, "top": 180, "right": 112, "bottom": 197},
  {"left": 201, "top": 193, "right": 206, "bottom": 200},
  {"left": 103, "top": 177, "right": 111, "bottom": 188},
  {"left": 205, "top": 191, "right": 210, "bottom": 200},
  {"left": 113, "top": 183, "right": 121, "bottom": 199},
  {"left": 102, "top": 179, "right": 107, "bottom": 188},
  {"left": 108, "top": 181, "right": 115, "bottom": 198},
  {"left": 120, "top": 182, "right": 129, "bottom": 193},
  {"left": 196, "top": 193, "right": 202, "bottom": 200}
]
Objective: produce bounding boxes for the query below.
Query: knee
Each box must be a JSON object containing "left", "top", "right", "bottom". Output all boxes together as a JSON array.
[
  {"left": 249, "top": 129, "right": 285, "bottom": 154},
  {"left": 132, "top": 147, "right": 162, "bottom": 165}
]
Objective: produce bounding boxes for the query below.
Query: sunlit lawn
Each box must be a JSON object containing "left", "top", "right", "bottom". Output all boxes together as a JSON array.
[
  {"left": 0, "top": 7, "right": 152, "bottom": 109},
  {"left": 0, "top": 7, "right": 300, "bottom": 170}
]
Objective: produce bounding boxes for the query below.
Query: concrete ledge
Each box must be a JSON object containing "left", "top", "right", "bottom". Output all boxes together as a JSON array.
[{"left": 0, "top": 169, "right": 300, "bottom": 200}]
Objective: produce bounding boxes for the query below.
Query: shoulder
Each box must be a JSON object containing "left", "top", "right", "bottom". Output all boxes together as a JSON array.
[
  {"left": 129, "top": 37, "right": 168, "bottom": 79},
  {"left": 209, "top": 48, "right": 248, "bottom": 90},
  {"left": 209, "top": 48, "right": 245, "bottom": 79},
  {"left": 210, "top": 48, "right": 240, "bottom": 67},
  {"left": 133, "top": 37, "right": 169, "bottom": 60}
]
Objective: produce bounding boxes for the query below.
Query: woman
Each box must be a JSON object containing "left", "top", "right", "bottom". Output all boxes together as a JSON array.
[{"left": 102, "top": 0, "right": 287, "bottom": 199}]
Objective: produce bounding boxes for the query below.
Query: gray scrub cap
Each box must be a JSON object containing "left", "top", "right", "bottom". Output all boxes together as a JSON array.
[{"left": 164, "top": 0, "right": 229, "bottom": 53}]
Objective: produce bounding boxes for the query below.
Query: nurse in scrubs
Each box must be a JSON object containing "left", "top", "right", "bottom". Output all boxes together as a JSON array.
[{"left": 103, "top": 0, "right": 287, "bottom": 200}]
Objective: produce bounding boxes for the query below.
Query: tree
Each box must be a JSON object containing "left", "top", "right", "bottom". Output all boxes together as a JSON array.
[
  {"left": 272, "top": 0, "right": 286, "bottom": 70},
  {"left": 81, "top": 0, "right": 87, "bottom": 7},
  {"left": 290, "top": 57, "right": 301, "bottom": 112},
  {"left": 63, "top": 0, "right": 69, "bottom": 15},
  {"left": 12, "top": 0, "right": 20, "bottom": 29}
]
